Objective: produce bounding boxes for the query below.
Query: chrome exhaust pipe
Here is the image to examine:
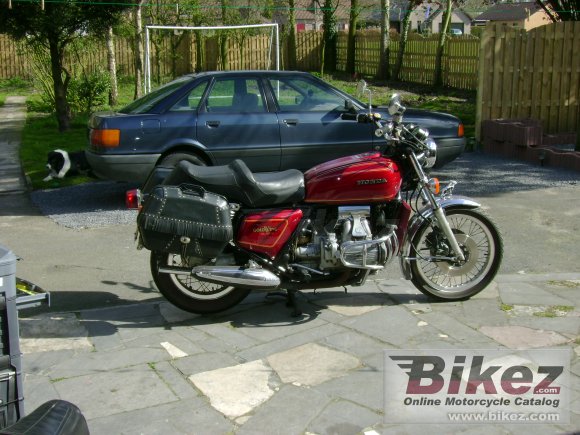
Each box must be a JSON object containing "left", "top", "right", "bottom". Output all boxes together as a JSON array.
[{"left": 192, "top": 266, "right": 280, "bottom": 290}]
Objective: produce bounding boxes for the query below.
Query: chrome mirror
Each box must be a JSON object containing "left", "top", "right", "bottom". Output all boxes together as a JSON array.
[
  {"left": 356, "top": 80, "right": 372, "bottom": 114},
  {"left": 356, "top": 80, "right": 367, "bottom": 97}
]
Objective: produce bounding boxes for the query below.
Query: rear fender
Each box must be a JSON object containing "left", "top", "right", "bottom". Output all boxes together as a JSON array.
[{"left": 399, "top": 196, "right": 480, "bottom": 279}]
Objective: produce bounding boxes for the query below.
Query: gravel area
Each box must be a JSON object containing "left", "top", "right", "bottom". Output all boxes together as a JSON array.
[
  {"left": 31, "top": 181, "right": 139, "bottom": 229},
  {"left": 30, "top": 153, "right": 579, "bottom": 229},
  {"left": 433, "top": 152, "right": 579, "bottom": 197}
]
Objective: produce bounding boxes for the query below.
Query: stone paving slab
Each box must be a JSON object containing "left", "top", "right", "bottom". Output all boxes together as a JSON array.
[
  {"left": 266, "top": 343, "right": 361, "bottom": 386},
  {"left": 307, "top": 400, "right": 381, "bottom": 435},
  {"left": 51, "top": 364, "right": 178, "bottom": 419},
  {"left": 499, "top": 282, "right": 575, "bottom": 307},
  {"left": 236, "top": 385, "right": 331, "bottom": 435},
  {"left": 190, "top": 359, "right": 275, "bottom": 419},
  {"left": 0, "top": 96, "right": 28, "bottom": 195},
  {"left": 18, "top": 273, "right": 580, "bottom": 434},
  {"left": 340, "top": 305, "right": 429, "bottom": 347},
  {"left": 88, "top": 400, "right": 232, "bottom": 435}
]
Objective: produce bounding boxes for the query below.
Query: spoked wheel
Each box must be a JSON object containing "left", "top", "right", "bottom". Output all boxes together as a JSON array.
[
  {"left": 150, "top": 252, "right": 250, "bottom": 314},
  {"left": 409, "top": 208, "right": 503, "bottom": 300}
]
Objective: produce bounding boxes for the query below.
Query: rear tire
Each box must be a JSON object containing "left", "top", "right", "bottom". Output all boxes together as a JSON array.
[
  {"left": 409, "top": 208, "right": 503, "bottom": 300},
  {"left": 150, "top": 252, "right": 250, "bottom": 314}
]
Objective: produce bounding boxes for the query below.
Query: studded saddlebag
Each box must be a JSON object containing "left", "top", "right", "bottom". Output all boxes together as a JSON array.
[{"left": 137, "top": 184, "right": 232, "bottom": 258}]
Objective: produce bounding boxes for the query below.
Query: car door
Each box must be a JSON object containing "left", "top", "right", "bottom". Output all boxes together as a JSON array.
[
  {"left": 196, "top": 77, "right": 281, "bottom": 171},
  {"left": 267, "top": 76, "right": 375, "bottom": 171}
]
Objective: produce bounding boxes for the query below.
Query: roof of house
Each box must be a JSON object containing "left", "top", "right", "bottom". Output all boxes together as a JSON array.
[
  {"left": 417, "top": 3, "right": 474, "bottom": 22},
  {"left": 474, "top": 2, "right": 543, "bottom": 22},
  {"left": 278, "top": 0, "right": 393, "bottom": 23}
]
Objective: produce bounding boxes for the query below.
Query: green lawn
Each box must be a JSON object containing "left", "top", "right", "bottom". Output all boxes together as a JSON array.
[
  {"left": 21, "top": 111, "right": 93, "bottom": 189},
  {"left": 0, "top": 78, "right": 33, "bottom": 107},
  {"left": 322, "top": 73, "right": 476, "bottom": 138},
  {"left": 20, "top": 83, "right": 135, "bottom": 189},
  {"left": 10, "top": 74, "right": 476, "bottom": 190}
]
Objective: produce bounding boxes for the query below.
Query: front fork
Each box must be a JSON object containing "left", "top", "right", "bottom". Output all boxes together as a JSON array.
[{"left": 408, "top": 153, "right": 465, "bottom": 262}]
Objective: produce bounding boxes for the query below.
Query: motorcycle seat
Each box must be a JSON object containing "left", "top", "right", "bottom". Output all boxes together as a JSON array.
[
  {"left": 162, "top": 159, "right": 305, "bottom": 208},
  {"left": 0, "top": 400, "right": 89, "bottom": 435}
]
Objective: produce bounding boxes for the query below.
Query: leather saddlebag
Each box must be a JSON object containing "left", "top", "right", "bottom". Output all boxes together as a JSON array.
[{"left": 137, "top": 184, "right": 232, "bottom": 258}]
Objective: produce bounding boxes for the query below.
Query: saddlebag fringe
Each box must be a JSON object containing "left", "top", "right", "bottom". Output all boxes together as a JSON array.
[{"left": 138, "top": 213, "right": 233, "bottom": 241}]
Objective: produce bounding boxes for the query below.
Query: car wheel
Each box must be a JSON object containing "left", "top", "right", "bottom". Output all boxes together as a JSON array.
[{"left": 159, "top": 152, "right": 207, "bottom": 168}]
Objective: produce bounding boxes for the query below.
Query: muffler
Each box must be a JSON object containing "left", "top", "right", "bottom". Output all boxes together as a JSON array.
[{"left": 192, "top": 266, "right": 280, "bottom": 290}]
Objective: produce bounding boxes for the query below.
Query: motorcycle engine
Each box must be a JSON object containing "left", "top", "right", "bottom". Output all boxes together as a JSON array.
[{"left": 293, "top": 206, "right": 398, "bottom": 271}]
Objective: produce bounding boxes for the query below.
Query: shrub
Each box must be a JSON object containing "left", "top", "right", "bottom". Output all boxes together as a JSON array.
[{"left": 68, "top": 69, "right": 110, "bottom": 116}]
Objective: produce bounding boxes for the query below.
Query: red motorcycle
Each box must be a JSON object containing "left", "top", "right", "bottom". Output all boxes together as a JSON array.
[{"left": 130, "top": 93, "right": 502, "bottom": 315}]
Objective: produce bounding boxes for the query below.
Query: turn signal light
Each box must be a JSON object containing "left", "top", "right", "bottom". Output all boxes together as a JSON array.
[
  {"left": 428, "top": 178, "right": 440, "bottom": 195},
  {"left": 91, "top": 129, "right": 120, "bottom": 148},
  {"left": 457, "top": 123, "right": 465, "bottom": 138}
]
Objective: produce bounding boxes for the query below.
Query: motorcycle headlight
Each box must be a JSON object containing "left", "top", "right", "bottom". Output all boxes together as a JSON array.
[{"left": 423, "top": 138, "right": 437, "bottom": 169}]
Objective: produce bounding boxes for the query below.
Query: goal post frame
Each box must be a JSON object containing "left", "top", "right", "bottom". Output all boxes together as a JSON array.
[{"left": 144, "top": 23, "right": 280, "bottom": 93}]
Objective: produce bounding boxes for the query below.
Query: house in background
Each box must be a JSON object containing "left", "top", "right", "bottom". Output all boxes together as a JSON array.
[
  {"left": 410, "top": 4, "right": 473, "bottom": 35},
  {"left": 273, "top": 0, "right": 350, "bottom": 32},
  {"left": 274, "top": 0, "right": 473, "bottom": 34},
  {"left": 472, "top": 2, "right": 552, "bottom": 30}
]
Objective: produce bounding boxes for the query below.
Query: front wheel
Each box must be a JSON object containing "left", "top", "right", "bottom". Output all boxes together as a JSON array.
[
  {"left": 409, "top": 208, "right": 503, "bottom": 300},
  {"left": 150, "top": 252, "right": 250, "bottom": 314}
]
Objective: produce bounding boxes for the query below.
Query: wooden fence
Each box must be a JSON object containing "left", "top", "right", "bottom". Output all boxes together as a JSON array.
[
  {"left": 0, "top": 30, "right": 479, "bottom": 90},
  {"left": 336, "top": 31, "right": 480, "bottom": 90},
  {"left": 475, "top": 22, "right": 580, "bottom": 139}
]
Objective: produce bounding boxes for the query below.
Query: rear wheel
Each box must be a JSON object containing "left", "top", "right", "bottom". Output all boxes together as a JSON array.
[
  {"left": 409, "top": 208, "right": 502, "bottom": 300},
  {"left": 150, "top": 252, "right": 250, "bottom": 314}
]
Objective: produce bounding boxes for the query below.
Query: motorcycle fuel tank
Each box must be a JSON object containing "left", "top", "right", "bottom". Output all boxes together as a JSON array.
[
  {"left": 237, "top": 209, "right": 303, "bottom": 258},
  {"left": 304, "top": 152, "right": 402, "bottom": 204}
]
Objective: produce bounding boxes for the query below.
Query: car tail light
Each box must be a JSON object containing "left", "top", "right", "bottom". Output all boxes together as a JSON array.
[
  {"left": 126, "top": 189, "right": 142, "bottom": 210},
  {"left": 91, "top": 129, "right": 120, "bottom": 148},
  {"left": 457, "top": 123, "right": 464, "bottom": 138}
]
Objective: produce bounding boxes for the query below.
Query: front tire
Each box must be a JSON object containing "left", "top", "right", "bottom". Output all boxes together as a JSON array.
[
  {"left": 409, "top": 208, "right": 503, "bottom": 300},
  {"left": 150, "top": 252, "right": 250, "bottom": 314}
]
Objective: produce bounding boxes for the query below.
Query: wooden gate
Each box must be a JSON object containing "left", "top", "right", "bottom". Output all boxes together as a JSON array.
[{"left": 475, "top": 22, "right": 580, "bottom": 140}]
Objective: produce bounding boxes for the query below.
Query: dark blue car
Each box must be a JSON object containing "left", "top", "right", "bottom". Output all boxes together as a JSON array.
[{"left": 87, "top": 71, "right": 465, "bottom": 183}]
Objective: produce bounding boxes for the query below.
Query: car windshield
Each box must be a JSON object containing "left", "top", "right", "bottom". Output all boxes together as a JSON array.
[{"left": 119, "top": 76, "right": 193, "bottom": 114}]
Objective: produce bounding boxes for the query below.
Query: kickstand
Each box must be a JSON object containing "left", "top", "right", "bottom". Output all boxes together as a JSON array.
[
  {"left": 265, "top": 290, "right": 302, "bottom": 317},
  {"left": 286, "top": 289, "right": 302, "bottom": 317}
]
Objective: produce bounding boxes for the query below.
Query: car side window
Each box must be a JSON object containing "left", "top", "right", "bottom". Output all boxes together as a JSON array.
[
  {"left": 205, "top": 78, "right": 266, "bottom": 113},
  {"left": 170, "top": 81, "right": 208, "bottom": 112},
  {"left": 269, "top": 78, "right": 346, "bottom": 112}
]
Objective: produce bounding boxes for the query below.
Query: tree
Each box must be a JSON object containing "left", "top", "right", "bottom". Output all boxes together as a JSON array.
[
  {"left": 287, "top": 0, "right": 298, "bottom": 69},
  {"left": 346, "top": 0, "right": 361, "bottom": 75},
  {"left": 536, "top": 0, "right": 580, "bottom": 21},
  {"left": 433, "top": 0, "right": 453, "bottom": 87},
  {"left": 106, "top": 26, "right": 118, "bottom": 106},
  {"left": 377, "top": 0, "right": 391, "bottom": 80},
  {"left": 316, "top": 0, "right": 339, "bottom": 74},
  {"left": 392, "top": 0, "right": 422, "bottom": 81},
  {"left": 0, "top": 0, "right": 127, "bottom": 131},
  {"left": 133, "top": 0, "right": 145, "bottom": 99}
]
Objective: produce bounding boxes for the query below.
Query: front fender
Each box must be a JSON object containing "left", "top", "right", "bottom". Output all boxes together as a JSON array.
[{"left": 399, "top": 196, "right": 481, "bottom": 280}]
